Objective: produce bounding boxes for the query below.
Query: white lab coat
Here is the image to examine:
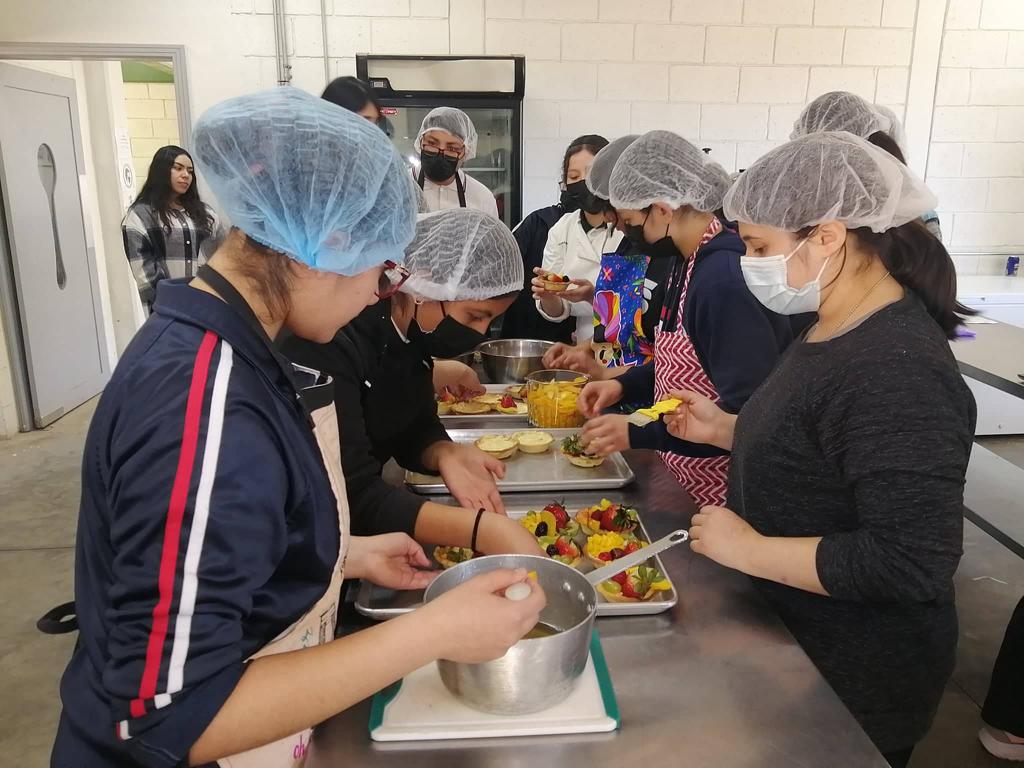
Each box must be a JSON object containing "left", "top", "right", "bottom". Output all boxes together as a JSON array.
[
  {"left": 536, "top": 211, "right": 623, "bottom": 343},
  {"left": 415, "top": 169, "right": 500, "bottom": 218}
]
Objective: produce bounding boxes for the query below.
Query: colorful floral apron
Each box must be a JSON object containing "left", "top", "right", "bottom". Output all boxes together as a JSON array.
[{"left": 592, "top": 250, "right": 654, "bottom": 370}]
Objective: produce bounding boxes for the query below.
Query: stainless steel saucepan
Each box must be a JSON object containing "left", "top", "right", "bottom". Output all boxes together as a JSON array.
[{"left": 423, "top": 530, "right": 689, "bottom": 715}]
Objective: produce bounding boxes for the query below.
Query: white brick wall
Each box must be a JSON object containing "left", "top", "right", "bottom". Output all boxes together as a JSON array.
[
  {"left": 926, "top": 0, "right": 1024, "bottom": 264},
  {"left": 122, "top": 82, "right": 181, "bottom": 180},
  {"left": 26, "top": 0, "right": 1010, "bottom": 270}
]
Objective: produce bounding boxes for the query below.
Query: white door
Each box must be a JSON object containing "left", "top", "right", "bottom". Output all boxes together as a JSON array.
[{"left": 0, "top": 62, "right": 109, "bottom": 427}]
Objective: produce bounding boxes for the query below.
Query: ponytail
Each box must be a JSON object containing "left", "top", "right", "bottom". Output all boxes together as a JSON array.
[{"left": 853, "top": 220, "right": 974, "bottom": 339}]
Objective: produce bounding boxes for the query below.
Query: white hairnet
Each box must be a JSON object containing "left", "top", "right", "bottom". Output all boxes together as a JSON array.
[
  {"left": 401, "top": 209, "right": 523, "bottom": 301},
  {"left": 608, "top": 130, "right": 731, "bottom": 212},
  {"left": 586, "top": 134, "right": 639, "bottom": 200},
  {"left": 791, "top": 91, "right": 887, "bottom": 141},
  {"left": 414, "top": 107, "right": 478, "bottom": 161},
  {"left": 193, "top": 87, "right": 417, "bottom": 275},
  {"left": 873, "top": 104, "right": 908, "bottom": 157},
  {"left": 723, "top": 132, "right": 937, "bottom": 233}
]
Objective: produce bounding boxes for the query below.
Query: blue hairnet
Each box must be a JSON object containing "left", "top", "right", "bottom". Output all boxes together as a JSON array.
[{"left": 193, "top": 87, "right": 417, "bottom": 275}]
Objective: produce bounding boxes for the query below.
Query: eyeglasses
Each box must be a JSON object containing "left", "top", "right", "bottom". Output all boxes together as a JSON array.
[
  {"left": 376, "top": 260, "right": 411, "bottom": 299},
  {"left": 421, "top": 143, "right": 464, "bottom": 161}
]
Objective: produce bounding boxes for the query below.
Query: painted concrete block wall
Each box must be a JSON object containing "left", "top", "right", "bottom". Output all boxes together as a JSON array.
[
  {"left": 231, "top": 0, "right": 916, "bottom": 227},
  {"left": 927, "top": 0, "right": 1024, "bottom": 273},
  {"left": 123, "top": 82, "right": 181, "bottom": 182}
]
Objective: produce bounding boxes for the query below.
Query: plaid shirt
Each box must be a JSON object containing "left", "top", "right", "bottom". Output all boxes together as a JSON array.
[{"left": 122, "top": 203, "right": 222, "bottom": 312}]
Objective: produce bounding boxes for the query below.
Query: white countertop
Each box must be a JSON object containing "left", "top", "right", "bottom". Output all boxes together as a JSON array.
[{"left": 957, "top": 275, "right": 1024, "bottom": 300}]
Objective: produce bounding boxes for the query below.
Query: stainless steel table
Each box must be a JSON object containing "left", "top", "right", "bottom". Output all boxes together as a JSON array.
[
  {"left": 952, "top": 320, "right": 1024, "bottom": 400},
  {"left": 310, "top": 451, "right": 888, "bottom": 767}
]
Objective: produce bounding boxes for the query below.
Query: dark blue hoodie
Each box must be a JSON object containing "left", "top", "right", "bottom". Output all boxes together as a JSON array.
[{"left": 621, "top": 227, "right": 799, "bottom": 457}]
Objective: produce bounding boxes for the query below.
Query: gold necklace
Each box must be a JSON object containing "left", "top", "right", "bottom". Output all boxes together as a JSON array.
[{"left": 820, "top": 271, "right": 891, "bottom": 339}]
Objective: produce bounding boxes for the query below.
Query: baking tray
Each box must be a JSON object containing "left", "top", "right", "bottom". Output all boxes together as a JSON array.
[
  {"left": 439, "top": 384, "right": 529, "bottom": 429},
  {"left": 406, "top": 428, "right": 635, "bottom": 494},
  {"left": 355, "top": 498, "right": 678, "bottom": 619}
]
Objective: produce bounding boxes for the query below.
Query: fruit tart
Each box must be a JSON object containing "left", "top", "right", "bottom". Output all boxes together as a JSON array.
[
  {"left": 519, "top": 509, "right": 558, "bottom": 539},
  {"left": 539, "top": 533, "right": 583, "bottom": 569},
  {"left": 540, "top": 272, "right": 571, "bottom": 292},
  {"left": 584, "top": 530, "right": 646, "bottom": 567},
  {"left": 451, "top": 399, "right": 492, "bottom": 415},
  {"left": 433, "top": 546, "right": 477, "bottom": 569},
  {"left": 597, "top": 565, "right": 671, "bottom": 603},
  {"left": 495, "top": 394, "right": 529, "bottom": 415},
  {"left": 474, "top": 434, "right": 518, "bottom": 460},
  {"left": 560, "top": 433, "right": 605, "bottom": 468},
  {"left": 575, "top": 498, "right": 639, "bottom": 535},
  {"left": 513, "top": 429, "right": 553, "bottom": 453},
  {"left": 436, "top": 387, "right": 458, "bottom": 415},
  {"left": 539, "top": 499, "right": 580, "bottom": 538}
]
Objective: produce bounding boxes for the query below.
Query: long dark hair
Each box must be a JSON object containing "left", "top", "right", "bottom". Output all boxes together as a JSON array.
[
  {"left": 800, "top": 220, "right": 974, "bottom": 339},
  {"left": 131, "top": 145, "right": 213, "bottom": 234},
  {"left": 562, "top": 134, "right": 609, "bottom": 184},
  {"left": 867, "top": 131, "right": 907, "bottom": 164},
  {"left": 321, "top": 76, "right": 381, "bottom": 115}
]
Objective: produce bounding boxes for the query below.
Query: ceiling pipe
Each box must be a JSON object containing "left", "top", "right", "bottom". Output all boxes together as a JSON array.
[
  {"left": 272, "top": 0, "right": 291, "bottom": 85},
  {"left": 320, "top": 0, "right": 330, "bottom": 86}
]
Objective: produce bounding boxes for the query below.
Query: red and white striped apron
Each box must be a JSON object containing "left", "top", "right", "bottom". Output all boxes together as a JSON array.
[{"left": 653, "top": 218, "right": 731, "bottom": 507}]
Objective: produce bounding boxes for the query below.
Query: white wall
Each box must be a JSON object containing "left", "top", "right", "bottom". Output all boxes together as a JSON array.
[
  {"left": 926, "top": 0, "right": 1024, "bottom": 274},
  {"left": 0, "top": 0, "right": 1019, "bottom": 310},
  {"left": 4, "top": 2, "right": 1020, "bottom": 252}
]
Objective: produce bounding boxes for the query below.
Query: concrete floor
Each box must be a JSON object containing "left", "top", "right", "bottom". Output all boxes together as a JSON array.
[{"left": 1, "top": 399, "right": 1022, "bottom": 767}]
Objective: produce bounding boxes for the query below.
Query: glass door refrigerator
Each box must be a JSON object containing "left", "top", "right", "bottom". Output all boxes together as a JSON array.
[{"left": 356, "top": 54, "right": 525, "bottom": 228}]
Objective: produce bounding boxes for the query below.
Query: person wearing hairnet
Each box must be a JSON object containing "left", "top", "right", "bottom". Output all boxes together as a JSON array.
[
  {"left": 663, "top": 132, "right": 976, "bottom": 767},
  {"left": 501, "top": 135, "right": 612, "bottom": 342},
  {"left": 284, "top": 208, "right": 540, "bottom": 558},
  {"left": 543, "top": 133, "right": 675, "bottom": 377},
  {"left": 531, "top": 134, "right": 625, "bottom": 345},
  {"left": 413, "top": 107, "right": 499, "bottom": 218},
  {"left": 792, "top": 91, "right": 942, "bottom": 240},
  {"left": 575, "top": 131, "right": 797, "bottom": 506},
  {"left": 50, "top": 89, "right": 545, "bottom": 767}
]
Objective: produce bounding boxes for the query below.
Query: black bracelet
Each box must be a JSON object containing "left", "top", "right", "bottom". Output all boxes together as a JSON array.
[{"left": 471, "top": 508, "right": 485, "bottom": 552}]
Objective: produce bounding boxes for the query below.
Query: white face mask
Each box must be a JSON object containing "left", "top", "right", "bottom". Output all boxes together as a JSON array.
[{"left": 740, "top": 235, "right": 831, "bottom": 315}]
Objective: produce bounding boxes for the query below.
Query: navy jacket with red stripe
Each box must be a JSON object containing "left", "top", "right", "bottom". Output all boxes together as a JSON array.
[{"left": 52, "top": 280, "right": 340, "bottom": 767}]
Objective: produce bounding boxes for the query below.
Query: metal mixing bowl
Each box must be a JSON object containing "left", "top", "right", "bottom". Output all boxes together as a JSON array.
[
  {"left": 423, "top": 554, "right": 596, "bottom": 715},
  {"left": 475, "top": 339, "right": 555, "bottom": 384}
]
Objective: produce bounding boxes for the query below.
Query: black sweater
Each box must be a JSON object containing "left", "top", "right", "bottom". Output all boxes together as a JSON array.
[
  {"left": 728, "top": 294, "right": 976, "bottom": 753},
  {"left": 282, "top": 300, "right": 449, "bottom": 537},
  {"left": 500, "top": 204, "right": 575, "bottom": 343},
  {"left": 620, "top": 228, "right": 799, "bottom": 456}
]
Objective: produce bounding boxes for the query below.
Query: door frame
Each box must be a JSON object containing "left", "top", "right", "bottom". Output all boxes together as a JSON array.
[{"left": 0, "top": 43, "right": 191, "bottom": 431}]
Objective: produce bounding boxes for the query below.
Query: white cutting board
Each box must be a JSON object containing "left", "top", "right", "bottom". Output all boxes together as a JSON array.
[{"left": 369, "top": 643, "right": 619, "bottom": 742}]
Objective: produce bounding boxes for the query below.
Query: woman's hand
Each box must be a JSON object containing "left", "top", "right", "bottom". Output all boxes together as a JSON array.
[
  {"left": 663, "top": 389, "right": 729, "bottom": 447},
  {"left": 561, "top": 279, "right": 594, "bottom": 304},
  {"left": 422, "top": 569, "right": 547, "bottom": 663},
  {"left": 435, "top": 442, "right": 506, "bottom": 515},
  {"left": 432, "top": 360, "right": 484, "bottom": 400},
  {"left": 543, "top": 343, "right": 604, "bottom": 379},
  {"left": 475, "top": 513, "right": 545, "bottom": 556},
  {"left": 689, "top": 506, "right": 762, "bottom": 572},
  {"left": 580, "top": 414, "right": 630, "bottom": 456},
  {"left": 345, "top": 534, "right": 435, "bottom": 591},
  {"left": 577, "top": 380, "right": 624, "bottom": 418}
]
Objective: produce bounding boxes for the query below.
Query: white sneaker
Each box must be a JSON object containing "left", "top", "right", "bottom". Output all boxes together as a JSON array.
[{"left": 980, "top": 725, "right": 1024, "bottom": 761}]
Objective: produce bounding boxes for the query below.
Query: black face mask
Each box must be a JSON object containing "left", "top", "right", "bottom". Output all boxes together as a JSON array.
[
  {"left": 644, "top": 236, "right": 682, "bottom": 259},
  {"left": 560, "top": 180, "right": 607, "bottom": 215},
  {"left": 420, "top": 149, "right": 459, "bottom": 183},
  {"left": 623, "top": 207, "right": 652, "bottom": 246},
  {"left": 410, "top": 303, "right": 489, "bottom": 359}
]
